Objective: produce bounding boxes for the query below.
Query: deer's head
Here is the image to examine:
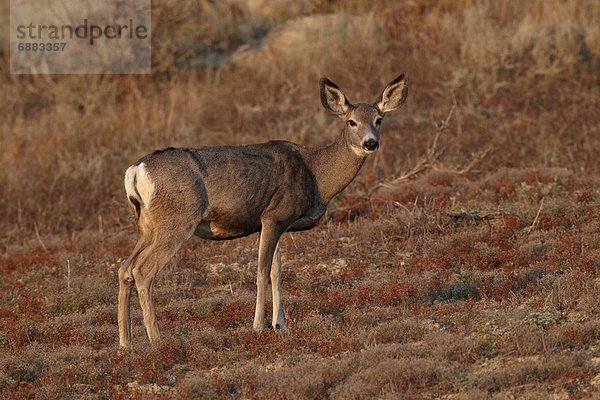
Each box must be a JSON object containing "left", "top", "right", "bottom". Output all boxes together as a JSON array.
[{"left": 320, "top": 74, "right": 408, "bottom": 155}]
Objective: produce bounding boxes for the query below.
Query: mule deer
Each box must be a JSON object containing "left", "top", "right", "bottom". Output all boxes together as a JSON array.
[{"left": 118, "top": 74, "right": 409, "bottom": 347}]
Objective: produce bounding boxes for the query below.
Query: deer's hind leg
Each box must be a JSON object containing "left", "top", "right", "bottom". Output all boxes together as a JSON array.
[
  {"left": 124, "top": 199, "right": 199, "bottom": 345},
  {"left": 119, "top": 208, "right": 156, "bottom": 348},
  {"left": 131, "top": 229, "right": 193, "bottom": 344},
  {"left": 119, "top": 236, "right": 150, "bottom": 348}
]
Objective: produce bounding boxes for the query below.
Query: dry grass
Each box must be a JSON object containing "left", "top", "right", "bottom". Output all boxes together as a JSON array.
[{"left": 1, "top": 0, "right": 600, "bottom": 398}]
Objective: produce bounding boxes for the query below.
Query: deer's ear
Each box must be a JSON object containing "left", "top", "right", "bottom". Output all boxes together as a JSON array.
[
  {"left": 376, "top": 73, "right": 408, "bottom": 113},
  {"left": 320, "top": 78, "right": 350, "bottom": 116}
]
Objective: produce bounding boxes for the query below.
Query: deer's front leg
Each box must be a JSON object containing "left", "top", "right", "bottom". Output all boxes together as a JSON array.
[
  {"left": 270, "top": 243, "right": 287, "bottom": 331},
  {"left": 254, "top": 222, "right": 282, "bottom": 332}
]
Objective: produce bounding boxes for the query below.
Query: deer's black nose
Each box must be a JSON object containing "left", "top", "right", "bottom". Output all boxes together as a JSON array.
[{"left": 363, "top": 139, "right": 379, "bottom": 151}]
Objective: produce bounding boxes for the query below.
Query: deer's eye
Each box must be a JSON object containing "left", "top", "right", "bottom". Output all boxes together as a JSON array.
[
  {"left": 375, "top": 118, "right": 382, "bottom": 126},
  {"left": 347, "top": 120, "right": 357, "bottom": 127}
]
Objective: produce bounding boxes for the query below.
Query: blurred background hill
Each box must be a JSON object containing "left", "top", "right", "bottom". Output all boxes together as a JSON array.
[{"left": 0, "top": 0, "right": 598, "bottom": 235}]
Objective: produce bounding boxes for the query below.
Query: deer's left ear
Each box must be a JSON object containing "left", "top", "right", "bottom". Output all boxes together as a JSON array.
[{"left": 376, "top": 73, "right": 408, "bottom": 113}]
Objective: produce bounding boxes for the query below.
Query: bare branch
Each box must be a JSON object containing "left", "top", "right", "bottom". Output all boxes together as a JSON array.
[
  {"left": 524, "top": 197, "right": 545, "bottom": 234},
  {"left": 34, "top": 222, "right": 48, "bottom": 252},
  {"left": 443, "top": 144, "right": 494, "bottom": 176},
  {"left": 369, "top": 104, "right": 494, "bottom": 195},
  {"left": 369, "top": 106, "right": 453, "bottom": 195}
]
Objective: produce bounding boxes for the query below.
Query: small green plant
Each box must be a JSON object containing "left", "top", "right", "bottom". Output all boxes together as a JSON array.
[
  {"left": 524, "top": 312, "right": 561, "bottom": 328},
  {"left": 439, "top": 274, "right": 480, "bottom": 302}
]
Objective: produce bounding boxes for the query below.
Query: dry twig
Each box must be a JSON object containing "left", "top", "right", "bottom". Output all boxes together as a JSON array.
[
  {"left": 34, "top": 222, "right": 48, "bottom": 252},
  {"left": 447, "top": 144, "right": 494, "bottom": 176},
  {"left": 524, "top": 197, "right": 545, "bottom": 233}
]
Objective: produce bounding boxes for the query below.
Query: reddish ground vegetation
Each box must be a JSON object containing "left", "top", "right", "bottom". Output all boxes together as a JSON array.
[
  {"left": 2, "top": 167, "right": 598, "bottom": 398},
  {"left": 2, "top": 0, "right": 600, "bottom": 398}
]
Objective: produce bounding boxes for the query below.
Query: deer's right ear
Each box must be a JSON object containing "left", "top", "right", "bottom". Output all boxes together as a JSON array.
[{"left": 320, "top": 78, "right": 350, "bottom": 116}]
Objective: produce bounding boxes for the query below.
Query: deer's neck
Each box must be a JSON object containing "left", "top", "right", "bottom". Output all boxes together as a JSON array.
[{"left": 307, "top": 130, "right": 367, "bottom": 204}]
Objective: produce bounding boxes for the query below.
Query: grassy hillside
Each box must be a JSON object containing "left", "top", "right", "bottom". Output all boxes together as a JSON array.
[{"left": 1, "top": 0, "right": 599, "bottom": 398}]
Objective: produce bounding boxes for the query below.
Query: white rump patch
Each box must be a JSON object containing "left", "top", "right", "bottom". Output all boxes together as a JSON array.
[
  {"left": 135, "top": 163, "right": 155, "bottom": 208},
  {"left": 124, "top": 165, "right": 138, "bottom": 200},
  {"left": 123, "top": 163, "right": 155, "bottom": 208}
]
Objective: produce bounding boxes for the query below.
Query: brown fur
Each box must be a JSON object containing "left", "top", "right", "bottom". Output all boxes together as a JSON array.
[{"left": 118, "top": 74, "right": 408, "bottom": 347}]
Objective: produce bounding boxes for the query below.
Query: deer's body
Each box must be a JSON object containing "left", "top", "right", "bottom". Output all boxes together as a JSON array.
[
  {"left": 128, "top": 141, "right": 333, "bottom": 241},
  {"left": 119, "top": 74, "right": 408, "bottom": 348}
]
